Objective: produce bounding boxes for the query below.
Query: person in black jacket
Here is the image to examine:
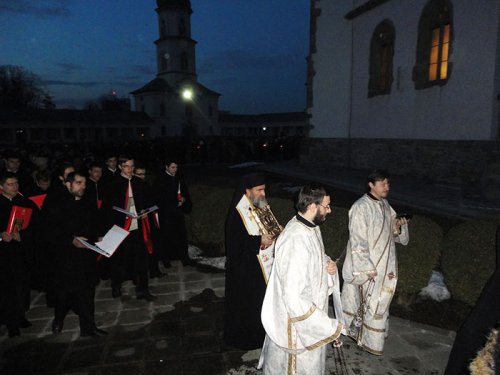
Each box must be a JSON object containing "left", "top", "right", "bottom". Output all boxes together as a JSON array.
[
  {"left": 101, "top": 155, "right": 156, "bottom": 301},
  {"left": 0, "top": 172, "right": 39, "bottom": 337},
  {"left": 44, "top": 171, "right": 107, "bottom": 338},
  {"left": 444, "top": 225, "right": 500, "bottom": 374},
  {"left": 152, "top": 160, "right": 193, "bottom": 267}
]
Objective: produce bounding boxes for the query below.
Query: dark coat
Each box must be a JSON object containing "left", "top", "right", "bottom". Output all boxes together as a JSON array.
[
  {"left": 223, "top": 200, "right": 267, "bottom": 350},
  {"left": 0, "top": 194, "right": 39, "bottom": 328},
  {"left": 44, "top": 189, "right": 101, "bottom": 291},
  {"left": 444, "top": 225, "right": 500, "bottom": 375},
  {"left": 152, "top": 172, "right": 191, "bottom": 261}
]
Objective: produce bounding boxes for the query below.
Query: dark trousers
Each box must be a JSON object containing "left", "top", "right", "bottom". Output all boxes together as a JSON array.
[
  {"left": 109, "top": 230, "right": 149, "bottom": 294},
  {"left": 54, "top": 285, "right": 95, "bottom": 333}
]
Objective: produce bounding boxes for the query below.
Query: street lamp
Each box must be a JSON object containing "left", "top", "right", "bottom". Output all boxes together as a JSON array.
[{"left": 181, "top": 88, "right": 193, "bottom": 101}]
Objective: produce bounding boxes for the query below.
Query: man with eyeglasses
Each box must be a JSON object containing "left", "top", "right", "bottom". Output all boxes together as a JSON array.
[
  {"left": 259, "top": 182, "right": 344, "bottom": 374},
  {"left": 341, "top": 169, "right": 409, "bottom": 356}
]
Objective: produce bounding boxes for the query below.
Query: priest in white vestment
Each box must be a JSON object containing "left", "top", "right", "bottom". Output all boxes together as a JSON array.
[
  {"left": 259, "top": 183, "right": 344, "bottom": 375},
  {"left": 341, "top": 169, "right": 409, "bottom": 355}
]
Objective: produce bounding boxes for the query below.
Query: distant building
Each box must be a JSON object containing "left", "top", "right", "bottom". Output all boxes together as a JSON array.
[
  {"left": 131, "top": 0, "right": 220, "bottom": 138},
  {"left": 306, "top": 0, "right": 500, "bottom": 196},
  {"left": 0, "top": 110, "right": 153, "bottom": 145},
  {"left": 219, "top": 111, "right": 308, "bottom": 138}
]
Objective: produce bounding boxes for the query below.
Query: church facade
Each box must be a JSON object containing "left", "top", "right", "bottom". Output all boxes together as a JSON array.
[
  {"left": 305, "top": 0, "right": 500, "bottom": 194},
  {"left": 131, "top": 0, "right": 220, "bottom": 138}
]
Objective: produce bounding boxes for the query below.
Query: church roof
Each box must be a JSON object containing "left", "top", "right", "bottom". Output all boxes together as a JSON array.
[
  {"left": 188, "top": 80, "right": 221, "bottom": 97},
  {"left": 130, "top": 78, "right": 175, "bottom": 95},
  {"left": 156, "top": 0, "right": 192, "bottom": 12}
]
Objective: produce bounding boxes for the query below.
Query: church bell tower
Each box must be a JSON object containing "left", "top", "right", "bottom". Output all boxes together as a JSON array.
[
  {"left": 155, "top": 0, "right": 196, "bottom": 86},
  {"left": 131, "top": 0, "right": 220, "bottom": 137}
]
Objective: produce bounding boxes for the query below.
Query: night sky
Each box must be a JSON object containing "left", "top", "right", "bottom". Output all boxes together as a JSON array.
[{"left": 0, "top": 0, "right": 310, "bottom": 114}]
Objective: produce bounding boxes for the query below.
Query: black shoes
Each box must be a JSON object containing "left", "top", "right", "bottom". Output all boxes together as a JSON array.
[
  {"left": 111, "top": 287, "right": 122, "bottom": 298},
  {"left": 136, "top": 292, "right": 157, "bottom": 301},
  {"left": 52, "top": 320, "right": 63, "bottom": 335},
  {"left": 81, "top": 327, "right": 108, "bottom": 338},
  {"left": 162, "top": 260, "right": 172, "bottom": 268}
]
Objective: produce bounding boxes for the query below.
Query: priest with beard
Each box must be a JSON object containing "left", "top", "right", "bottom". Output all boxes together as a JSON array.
[
  {"left": 258, "top": 183, "right": 344, "bottom": 375},
  {"left": 224, "top": 172, "right": 275, "bottom": 350}
]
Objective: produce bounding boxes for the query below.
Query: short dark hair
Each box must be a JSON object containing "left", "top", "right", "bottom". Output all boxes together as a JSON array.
[
  {"left": 3, "top": 150, "right": 21, "bottom": 160},
  {"left": 0, "top": 172, "right": 18, "bottom": 185},
  {"left": 65, "top": 171, "right": 85, "bottom": 184},
  {"left": 88, "top": 161, "right": 103, "bottom": 170},
  {"left": 367, "top": 169, "right": 390, "bottom": 191},
  {"left": 296, "top": 182, "right": 330, "bottom": 214},
  {"left": 118, "top": 155, "right": 133, "bottom": 166},
  {"left": 135, "top": 162, "right": 146, "bottom": 171},
  {"left": 34, "top": 170, "right": 50, "bottom": 183},
  {"left": 57, "top": 162, "right": 75, "bottom": 178}
]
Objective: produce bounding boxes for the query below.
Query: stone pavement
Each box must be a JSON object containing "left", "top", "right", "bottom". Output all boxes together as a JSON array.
[{"left": 0, "top": 261, "right": 455, "bottom": 375}]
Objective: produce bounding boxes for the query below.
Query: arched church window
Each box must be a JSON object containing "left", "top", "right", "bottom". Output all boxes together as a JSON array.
[
  {"left": 181, "top": 52, "right": 188, "bottom": 71},
  {"left": 413, "top": 0, "right": 452, "bottom": 89},
  {"left": 368, "top": 20, "right": 395, "bottom": 97}
]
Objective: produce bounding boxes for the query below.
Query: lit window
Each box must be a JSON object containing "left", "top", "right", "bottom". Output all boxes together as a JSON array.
[
  {"left": 413, "top": 0, "right": 452, "bottom": 89},
  {"left": 429, "top": 24, "right": 450, "bottom": 81}
]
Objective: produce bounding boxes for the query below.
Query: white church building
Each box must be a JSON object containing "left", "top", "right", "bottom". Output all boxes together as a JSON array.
[
  {"left": 131, "top": 0, "right": 220, "bottom": 138},
  {"left": 305, "top": 0, "right": 500, "bottom": 194}
]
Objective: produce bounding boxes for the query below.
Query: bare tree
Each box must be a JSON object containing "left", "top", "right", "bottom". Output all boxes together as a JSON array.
[{"left": 0, "top": 65, "right": 55, "bottom": 110}]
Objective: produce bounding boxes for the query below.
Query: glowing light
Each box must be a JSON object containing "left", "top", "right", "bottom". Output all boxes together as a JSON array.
[
  {"left": 262, "top": 126, "right": 267, "bottom": 131},
  {"left": 182, "top": 88, "right": 193, "bottom": 100}
]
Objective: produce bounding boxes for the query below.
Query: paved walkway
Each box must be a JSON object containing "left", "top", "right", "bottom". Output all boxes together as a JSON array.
[{"left": 0, "top": 261, "right": 454, "bottom": 375}]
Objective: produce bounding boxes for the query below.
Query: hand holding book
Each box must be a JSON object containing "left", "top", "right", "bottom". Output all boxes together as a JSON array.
[{"left": 112, "top": 205, "right": 159, "bottom": 219}]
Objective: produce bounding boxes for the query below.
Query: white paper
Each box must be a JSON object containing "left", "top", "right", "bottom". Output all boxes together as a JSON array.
[
  {"left": 112, "top": 205, "right": 158, "bottom": 219},
  {"left": 76, "top": 225, "right": 129, "bottom": 257}
]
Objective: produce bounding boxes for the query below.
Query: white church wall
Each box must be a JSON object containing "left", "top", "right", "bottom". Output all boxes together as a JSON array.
[{"left": 310, "top": 0, "right": 500, "bottom": 141}]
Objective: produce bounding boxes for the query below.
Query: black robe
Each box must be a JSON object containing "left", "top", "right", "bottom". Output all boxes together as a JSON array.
[
  {"left": 44, "top": 189, "right": 101, "bottom": 331},
  {"left": 444, "top": 225, "right": 500, "bottom": 374},
  {"left": 0, "top": 194, "right": 39, "bottom": 330},
  {"left": 101, "top": 175, "right": 151, "bottom": 291},
  {"left": 223, "top": 200, "right": 267, "bottom": 350},
  {"left": 152, "top": 172, "right": 191, "bottom": 261}
]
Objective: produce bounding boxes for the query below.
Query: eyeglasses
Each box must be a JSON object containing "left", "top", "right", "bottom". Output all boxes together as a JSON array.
[{"left": 318, "top": 203, "right": 331, "bottom": 210}]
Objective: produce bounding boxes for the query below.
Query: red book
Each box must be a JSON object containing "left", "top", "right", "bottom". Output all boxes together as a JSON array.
[
  {"left": 6, "top": 205, "right": 33, "bottom": 235},
  {"left": 29, "top": 194, "right": 47, "bottom": 209}
]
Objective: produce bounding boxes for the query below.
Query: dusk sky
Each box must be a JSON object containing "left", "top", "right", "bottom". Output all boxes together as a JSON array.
[{"left": 0, "top": 0, "right": 310, "bottom": 114}]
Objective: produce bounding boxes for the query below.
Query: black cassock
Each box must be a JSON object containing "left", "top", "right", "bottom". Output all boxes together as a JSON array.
[
  {"left": 44, "top": 189, "right": 101, "bottom": 332},
  {"left": 224, "top": 202, "right": 267, "bottom": 350},
  {"left": 444, "top": 225, "right": 500, "bottom": 374},
  {"left": 101, "top": 175, "right": 151, "bottom": 294},
  {"left": 0, "top": 194, "right": 38, "bottom": 332},
  {"left": 152, "top": 172, "right": 191, "bottom": 262}
]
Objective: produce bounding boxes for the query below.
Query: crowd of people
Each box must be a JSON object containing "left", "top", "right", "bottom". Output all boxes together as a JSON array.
[
  {"left": 3, "top": 144, "right": 498, "bottom": 373},
  {"left": 0, "top": 147, "right": 192, "bottom": 339}
]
